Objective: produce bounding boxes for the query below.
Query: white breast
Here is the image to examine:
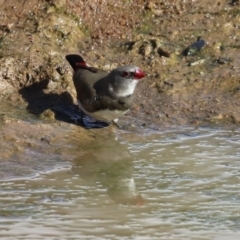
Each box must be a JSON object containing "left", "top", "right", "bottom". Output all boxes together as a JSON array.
[
  {"left": 78, "top": 100, "right": 129, "bottom": 122},
  {"left": 109, "top": 80, "right": 138, "bottom": 98}
]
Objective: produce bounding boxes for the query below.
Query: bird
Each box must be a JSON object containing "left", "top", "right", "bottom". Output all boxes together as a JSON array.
[{"left": 65, "top": 54, "right": 145, "bottom": 123}]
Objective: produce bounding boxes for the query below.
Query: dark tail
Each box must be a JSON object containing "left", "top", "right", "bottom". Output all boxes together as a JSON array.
[{"left": 65, "top": 54, "right": 86, "bottom": 70}]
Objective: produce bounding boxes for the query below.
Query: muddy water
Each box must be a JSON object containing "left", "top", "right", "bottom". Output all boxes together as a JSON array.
[{"left": 1, "top": 116, "right": 240, "bottom": 240}]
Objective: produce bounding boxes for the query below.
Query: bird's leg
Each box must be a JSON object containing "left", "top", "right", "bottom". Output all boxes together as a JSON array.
[{"left": 112, "top": 118, "right": 121, "bottom": 129}]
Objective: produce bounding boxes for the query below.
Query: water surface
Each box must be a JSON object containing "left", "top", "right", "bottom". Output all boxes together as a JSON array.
[{"left": 1, "top": 126, "right": 240, "bottom": 239}]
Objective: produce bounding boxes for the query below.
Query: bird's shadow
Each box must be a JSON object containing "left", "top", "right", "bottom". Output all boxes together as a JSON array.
[
  {"left": 19, "top": 79, "right": 76, "bottom": 123},
  {"left": 18, "top": 80, "right": 109, "bottom": 129}
]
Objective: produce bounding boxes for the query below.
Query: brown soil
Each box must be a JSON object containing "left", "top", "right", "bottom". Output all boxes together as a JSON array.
[{"left": 0, "top": 0, "right": 240, "bottom": 128}]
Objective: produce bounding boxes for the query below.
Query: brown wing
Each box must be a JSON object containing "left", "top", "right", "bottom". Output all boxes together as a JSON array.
[{"left": 73, "top": 67, "right": 108, "bottom": 103}]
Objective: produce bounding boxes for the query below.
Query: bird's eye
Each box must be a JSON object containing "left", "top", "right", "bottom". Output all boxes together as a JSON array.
[{"left": 121, "top": 71, "right": 129, "bottom": 78}]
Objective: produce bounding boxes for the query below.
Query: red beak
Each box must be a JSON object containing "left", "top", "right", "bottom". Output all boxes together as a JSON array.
[{"left": 134, "top": 69, "right": 145, "bottom": 80}]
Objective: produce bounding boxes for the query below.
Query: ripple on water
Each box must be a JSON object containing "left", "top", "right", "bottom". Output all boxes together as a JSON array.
[{"left": 0, "top": 128, "right": 240, "bottom": 239}]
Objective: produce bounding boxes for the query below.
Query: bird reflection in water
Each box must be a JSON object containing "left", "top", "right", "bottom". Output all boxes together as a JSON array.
[{"left": 71, "top": 134, "right": 144, "bottom": 206}]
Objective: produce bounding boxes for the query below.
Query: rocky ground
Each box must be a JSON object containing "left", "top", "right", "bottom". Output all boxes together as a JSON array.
[{"left": 0, "top": 0, "right": 239, "bottom": 129}]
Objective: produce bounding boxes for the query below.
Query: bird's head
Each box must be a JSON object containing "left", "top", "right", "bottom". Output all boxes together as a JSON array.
[{"left": 108, "top": 65, "right": 145, "bottom": 97}]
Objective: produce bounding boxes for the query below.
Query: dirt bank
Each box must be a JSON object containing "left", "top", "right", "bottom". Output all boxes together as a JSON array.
[{"left": 0, "top": 0, "right": 239, "bottom": 127}]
